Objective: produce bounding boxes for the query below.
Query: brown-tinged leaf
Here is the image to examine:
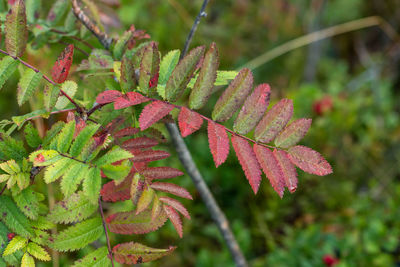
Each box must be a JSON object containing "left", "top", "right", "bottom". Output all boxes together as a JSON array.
[
  {"left": 114, "top": 127, "right": 140, "bottom": 138},
  {"left": 189, "top": 42, "right": 219, "bottom": 109},
  {"left": 253, "top": 144, "right": 285, "bottom": 198},
  {"left": 151, "top": 182, "right": 192, "bottom": 200},
  {"left": 106, "top": 209, "right": 167, "bottom": 235},
  {"left": 96, "top": 90, "right": 123, "bottom": 104},
  {"left": 231, "top": 135, "right": 262, "bottom": 194},
  {"left": 212, "top": 68, "right": 253, "bottom": 122},
  {"left": 113, "top": 242, "right": 176, "bottom": 265},
  {"left": 288, "top": 146, "right": 332, "bottom": 176},
  {"left": 207, "top": 120, "right": 229, "bottom": 167},
  {"left": 139, "top": 42, "right": 160, "bottom": 95},
  {"left": 273, "top": 149, "right": 297, "bottom": 193},
  {"left": 139, "top": 101, "right": 174, "bottom": 130},
  {"left": 163, "top": 205, "right": 183, "bottom": 238},
  {"left": 120, "top": 52, "right": 137, "bottom": 91},
  {"left": 275, "top": 118, "right": 312, "bottom": 148},
  {"left": 140, "top": 167, "right": 184, "bottom": 180},
  {"left": 5, "top": 0, "right": 28, "bottom": 57},
  {"left": 165, "top": 46, "right": 205, "bottom": 102},
  {"left": 44, "top": 84, "right": 61, "bottom": 112},
  {"left": 130, "top": 173, "right": 145, "bottom": 205},
  {"left": 114, "top": 92, "right": 149, "bottom": 110},
  {"left": 178, "top": 107, "right": 203, "bottom": 137},
  {"left": 159, "top": 196, "right": 190, "bottom": 219},
  {"left": 100, "top": 175, "right": 132, "bottom": 202},
  {"left": 122, "top": 137, "right": 158, "bottom": 150},
  {"left": 254, "top": 99, "right": 293, "bottom": 143},
  {"left": 233, "top": 83, "right": 271, "bottom": 134},
  {"left": 131, "top": 150, "right": 170, "bottom": 162},
  {"left": 151, "top": 195, "right": 162, "bottom": 220},
  {"left": 51, "top": 44, "right": 74, "bottom": 84}
]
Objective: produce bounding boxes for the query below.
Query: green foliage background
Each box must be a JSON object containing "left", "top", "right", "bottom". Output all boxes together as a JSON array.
[{"left": 1, "top": 0, "right": 400, "bottom": 266}]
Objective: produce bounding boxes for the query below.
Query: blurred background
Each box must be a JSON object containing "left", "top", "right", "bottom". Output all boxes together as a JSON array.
[{"left": 2, "top": 0, "right": 400, "bottom": 266}]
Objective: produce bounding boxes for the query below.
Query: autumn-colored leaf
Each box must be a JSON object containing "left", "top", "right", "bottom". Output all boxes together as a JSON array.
[
  {"left": 122, "top": 137, "right": 158, "bottom": 150},
  {"left": 151, "top": 182, "right": 192, "bottom": 200},
  {"left": 100, "top": 176, "right": 132, "bottom": 202},
  {"left": 254, "top": 99, "right": 293, "bottom": 143},
  {"left": 273, "top": 149, "right": 297, "bottom": 193},
  {"left": 114, "top": 127, "right": 140, "bottom": 138},
  {"left": 139, "top": 101, "right": 174, "bottom": 130},
  {"left": 233, "top": 84, "right": 271, "bottom": 134},
  {"left": 51, "top": 44, "right": 74, "bottom": 84},
  {"left": 114, "top": 92, "right": 149, "bottom": 110},
  {"left": 288, "top": 146, "right": 332, "bottom": 176},
  {"left": 159, "top": 196, "right": 190, "bottom": 219},
  {"left": 139, "top": 41, "right": 160, "bottom": 95},
  {"left": 165, "top": 46, "right": 205, "bottom": 102},
  {"left": 178, "top": 107, "right": 203, "bottom": 137},
  {"left": 131, "top": 150, "right": 170, "bottom": 163},
  {"left": 163, "top": 205, "right": 183, "bottom": 238},
  {"left": 189, "top": 42, "right": 219, "bottom": 109},
  {"left": 231, "top": 135, "right": 262, "bottom": 194},
  {"left": 275, "top": 118, "right": 312, "bottom": 148},
  {"left": 212, "top": 68, "right": 253, "bottom": 122},
  {"left": 5, "top": 0, "right": 28, "bottom": 57},
  {"left": 253, "top": 144, "right": 285, "bottom": 198},
  {"left": 207, "top": 120, "right": 229, "bottom": 167},
  {"left": 136, "top": 186, "right": 154, "bottom": 215},
  {"left": 140, "top": 167, "right": 184, "bottom": 180},
  {"left": 96, "top": 90, "right": 123, "bottom": 104},
  {"left": 113, "top": 242, "right": 176, "bottom": 265}
]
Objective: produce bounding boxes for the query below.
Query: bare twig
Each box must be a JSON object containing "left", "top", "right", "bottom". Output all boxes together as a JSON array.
[
  {"left": 99, "top": 197, "right": 115, "bottom": 267},
  {"left": 50, "top": 28, "right": 95, "bottom": 49},
  {"left": 0, "top": 48, "right": 83, "bottom": 113},
  {"left": 71, "top": 0, "right": 113, "bottom": 49}
]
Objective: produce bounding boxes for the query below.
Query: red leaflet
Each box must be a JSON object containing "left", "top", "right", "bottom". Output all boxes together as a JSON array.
[
  {"left": 159, "top": 197, "right": 190, "bottom": 219},
  {"left": 141, "top": 167, "right": 184, "bottom": 180},
  {"left": 151, "top": 182, "right": 193, "bottom": 200},
  {"left": 114, "top": 92, "right": 149, "bottom": 110},
  {"left": 122, "top": 137, "right": 158, "bottom": 150},
  {"left": 96, "top": 90, "right": 123, "bottom": 104},
  {"left": 253, "top": 144, "right": 285, "bottom": 198},
  {"left": 178, "top": 107, "right": 203, "bottom": 137},
  {"left": 114, "top": 127, "right": 140, "bottom": 138},
  {"left": 131, "top": 150, "right": 170, "bottom": 162},
  {"left": 139, "top": 101, "right": 175, "bottom": 130},
  {"left": 51, "top": 44, "right": 74, "bottom": 84},
  {"left": 163, "top": 205, "right": 183, "bottom": 238},
  {"left": 273, "top": 149, "right": 298, "bottom": 193},
  {"left": 207, "top": 120, "right": 229, "bottom": 167},
  {"left": 231, "top": 135, "right": 262, "bottom": 194},
  {"left": 288, "top": 146, "right": 332, "bottom": 176},
  {"left": 100, "top": 176, "right": 132, "bottom": 202}
]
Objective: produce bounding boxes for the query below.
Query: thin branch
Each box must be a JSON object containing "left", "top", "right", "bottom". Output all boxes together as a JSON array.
[
  {"left": 0, "top": 184, "right": 6, "bottom": 196},
  {"left": 180, "top": 0, "right": 209, "bottom": 60},
  {"left": 99, "top": 197, "right": 115, "bottom": 267},
  {"left": 71, "top": 0, "right": 113, "bottom": 49},
  {"left": 0, "top": 49, "right": 83, "bottom": 113},
  {"left": 50, "top": 28, "right": 95, "bottom": 49}
]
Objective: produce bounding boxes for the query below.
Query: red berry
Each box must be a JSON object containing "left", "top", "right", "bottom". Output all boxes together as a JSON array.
[
  {"left": 7, "top": 233, "right": 15, "bottom": 241},
  {"left": 323, "top": 254, "right": 339, "bottom": 266},
  {"left": 313, "top": 96, "right": 333, "bottom": 116}
]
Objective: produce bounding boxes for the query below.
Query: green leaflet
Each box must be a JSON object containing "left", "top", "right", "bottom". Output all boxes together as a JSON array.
[
  {"left": 24, "top": 123, "right": 42, "bottom": 148},
  {"left": 55, "top": 80, "right": 78, "bottom": 109},
  {"left": 69, "top": 124, "right": 100, "bottom": 158},
  {"left": 83, "top": 167, "right": 101, "bottom": 203},
  {"left": 43, "top": 157, "right": 73, "bottom": 183},
  {"left": 5, "top": 0, "right": 28, "bottom": 57},
  {"left": 95, "top": 146, "right": 133, "bottom": 167},
  {"left": 26, "top": 0, "right": 41, "bottom": 23},
  {"left": 17, "top": 68, "right": 42, "bottom": 106},
  {"left": 43, "top": 84, "right": 61, "bottom": 112},
  {"left": 0, "top": 56, "right": 19, "bottom": 90},
  {"left": 42, "top": 121, "right": 65, "bottom": 148},
  {"left": 64, "top": 10, "right": 77, "bottom": 32},
  {"left": 60, "top": 162, "right": 89, "bottom": 197},
  {"left": 12, "top": 109, "right": 50, "bottom": 128},
  {"left": 12, "top": 188, "right": 40, "bottom": 220},
  {"left": 274, "top": 118, "right": 312, "bottom": 148},
  {"left": 47, "top": 192, "right": 98, "bottom": 224},
  {"left": 57, "top": 120, "right": 76, "bottom": 153},
  {"left": 30, "top": 216, "right": 55, "bottom": 230},
  {"left": 138, "top": 42, "right": 160, "bottom": 96},
  {"left": 120, "top": 52, "right": 137, "bottom": 92},
  {"left": 47, "top": 0, "right": 70, "bottom": 26},
  {"left": 72, "top": 247, "right": 111, "bottom": 267},
  {"left": 136, "top": 187, "right": 154, "bottom": 215},
  {"left": 21, "top": 253, "right": 35, "bottom": 267},
  {"left": 113, "top": 30, "right": 133, "bottom": 60},
  {"left": 0, "top": 134, "right": 27, "bottom": 160},
  {"left": 189, "top": 43, "right": 219, "bottom": 110},
  {"left": 212, "top": 68, "right": 254, "bottom": 122},
  {"left": 0, "top": 196, "right": 34, "bottom": 238},
  {"left": 27, "top": 242, "right": 51, "bottom": 261},
  {"left": 50, "top": 217, "right": 104, "bottom": 252},
  {"left": 3, "top": 235, "right": 27, "bottom": 256},
  {"left": 29, "top": 149, "right": 61, "bottom": 167},
  {"left": 158, "top": 50, "right": 180, "bottom": 88},
  {"left": 101, "top": 160, "right": 131, "bottom": 183},
  {"left": 165, "top": 46, "right": 205, "bottom": 102}
]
